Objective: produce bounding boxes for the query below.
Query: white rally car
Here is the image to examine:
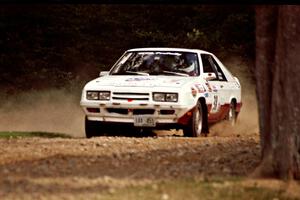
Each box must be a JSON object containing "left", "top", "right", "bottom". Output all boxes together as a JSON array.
[{"left": 80, "top": 48, "right": 242, "bottom": 138}]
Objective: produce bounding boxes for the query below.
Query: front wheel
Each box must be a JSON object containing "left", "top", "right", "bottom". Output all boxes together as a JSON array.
[
  {"left": 183, "top": 101, "right": 205, "bottom": 137},
  {"left": 85, "top": 117, "right": 105, "bottom": 138}
]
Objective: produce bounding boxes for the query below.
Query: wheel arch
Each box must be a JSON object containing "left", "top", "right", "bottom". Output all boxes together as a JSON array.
[
  {"left": 198, "top": 97, "right": 207, "bottom": 108},
  {"left": 230, "top": 97, "right": 237, "bottom": 108},
  {"left": 198, "top": 97, "right": 209, "bottom": 133}
]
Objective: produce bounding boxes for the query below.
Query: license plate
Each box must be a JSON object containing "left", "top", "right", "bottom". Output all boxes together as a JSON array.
[{"left": 134, "top": 115, "right": 156, "bottom": 127}]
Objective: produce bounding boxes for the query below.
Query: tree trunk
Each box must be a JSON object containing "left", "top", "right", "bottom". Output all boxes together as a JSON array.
[{"left": 255, "top": 5, "right": 300, "bottom": 179}]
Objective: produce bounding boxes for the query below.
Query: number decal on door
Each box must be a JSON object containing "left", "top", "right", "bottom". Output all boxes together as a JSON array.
[{"left": 212, "top": 95, "right": 218, "bottom": 111}]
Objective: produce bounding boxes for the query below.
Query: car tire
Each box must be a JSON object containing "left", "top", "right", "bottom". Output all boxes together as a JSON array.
[
  {"left": 85, "top": 116, "right": 105, "bottom": 138},
  {"left": 227, "top": 101, "right": 237, "bottom": 126},
  {"left": 183, "top": 101, "right": 204, "bottom": 137}
]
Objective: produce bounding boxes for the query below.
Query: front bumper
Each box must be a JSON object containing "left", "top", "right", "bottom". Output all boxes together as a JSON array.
[{"left": 80, "top": 101, "right": 194, "bottom": 125}]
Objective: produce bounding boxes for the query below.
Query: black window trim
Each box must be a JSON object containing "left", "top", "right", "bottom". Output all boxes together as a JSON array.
[
  {"left": 201, "top": 53, "right": 218, "bottom": 81},
  {"left": 210, "top": 56, "right": 227, "bottom": 82}
]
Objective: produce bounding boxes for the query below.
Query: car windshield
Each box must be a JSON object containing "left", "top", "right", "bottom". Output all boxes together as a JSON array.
[{"left": 110, "top": 51, "right": 199, "bottom": 76}]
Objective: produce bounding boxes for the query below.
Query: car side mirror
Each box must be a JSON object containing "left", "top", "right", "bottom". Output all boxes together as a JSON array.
[
  {"left": 203, "top": 72, "right": 217, "bottom": 81},
  {"left": 99, "top": 71, "right": 109, "bottom": 77}
]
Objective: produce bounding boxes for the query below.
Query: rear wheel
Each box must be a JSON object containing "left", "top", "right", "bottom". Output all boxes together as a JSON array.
[
  {"left": 85, "top": 117, "right": 105, "bottom": 138},
  {"left": 227, "top": 101, "right": 237, "bottom": 126},
  {"left": 183, "top": 101, "right": 204, "bottom": 137}
]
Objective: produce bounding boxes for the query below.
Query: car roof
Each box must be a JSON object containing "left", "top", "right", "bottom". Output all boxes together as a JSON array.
[{"left": 127, "top": 47, "right": 212, "bottom": 54}]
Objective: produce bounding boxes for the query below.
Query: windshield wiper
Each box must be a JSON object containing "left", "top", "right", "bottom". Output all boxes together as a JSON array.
[
  {"left": 125, "top": 71, "right": 150, "bottom": 76},
  {"left": 162, "top": 71, "right": 189, "bottom": 77}
]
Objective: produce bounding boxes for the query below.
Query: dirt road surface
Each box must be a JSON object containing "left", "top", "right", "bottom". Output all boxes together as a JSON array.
[{"left": 0, "top": 133, "right": 260, "bottom": 200}]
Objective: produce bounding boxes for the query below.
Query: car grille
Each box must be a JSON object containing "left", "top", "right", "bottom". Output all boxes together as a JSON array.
[
  {"left": 106, "top": 108, "right": 155, "bottom": 115},
  {"left": 112, "top": 92, "right": 150, "bottom": 101},
  {"left": 106, "top": 108, "right": 128, "bottom": 115},
  {"left": 133, "top": 109, "right": 155, "bottom": 115}
]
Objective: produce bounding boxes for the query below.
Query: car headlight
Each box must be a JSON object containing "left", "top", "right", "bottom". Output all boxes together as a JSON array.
[
  {"left": 87, "top": 91, "right": 99, "bottom": 100},
  {"left": 86, "top": 91, "right": 110, "bottom": 100},
  {"left": 153, "top": 93, "right": 166, "bottom": 102},
  {"left": 99, "top": 91, "right": 110, "bottom": 100},
  {"left": 166, "top": 93, "right": 178, "bottom": 102},
  {"left": 153, "top": 92, "right": 178, "bottom": 102}
]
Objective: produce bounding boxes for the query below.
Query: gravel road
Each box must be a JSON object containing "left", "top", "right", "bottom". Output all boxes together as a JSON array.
[{"left": 0, "top": 133, "right": 260, "bottom": 199}]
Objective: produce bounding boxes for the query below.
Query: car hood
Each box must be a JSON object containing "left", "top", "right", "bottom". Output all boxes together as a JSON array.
[{"left": 86, "top": 75, "right": 196, "bottom": 88}]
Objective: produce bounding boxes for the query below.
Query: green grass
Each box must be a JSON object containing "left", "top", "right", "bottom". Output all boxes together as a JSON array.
[
  {"left": 0, "top": 131, "right": 71, "bottom": 139},
  {"left": 100, "top": 177, "right": 296, "bottom": 200}
]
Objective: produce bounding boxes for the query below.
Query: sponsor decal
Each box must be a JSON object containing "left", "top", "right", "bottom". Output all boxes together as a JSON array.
[
  {"left": 168, "top": 79, "right": 181, "bottom": 83},
  {"left": 212, "top": 85, "right": 218, "bottom": 92},
  {"left": 212, "top": 95, "right": 219, "bottom": 112},
  {"left": 125, "top": 77, "right": 155, "bottom": 82},
  {"left": 163, "top": 79, "right": 182, "bottom": 85},
  {"left": 191, "top": 87, "right": 197, "bottom": 97},
  {"left": 194, "top": 84, "right": 206, "bottom": 93},
  {"left": 205, "top": 82, "right": 212, "bottom": 92}
]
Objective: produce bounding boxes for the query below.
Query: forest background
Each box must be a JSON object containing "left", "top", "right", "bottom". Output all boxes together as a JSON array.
[{"left": 0, "top": 5, "right": 254, "bottom": 95}]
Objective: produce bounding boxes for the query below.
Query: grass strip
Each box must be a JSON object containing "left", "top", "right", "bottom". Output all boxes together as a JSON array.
[{"left": 0, "top": 131, "right": 71, "bottom": 139}]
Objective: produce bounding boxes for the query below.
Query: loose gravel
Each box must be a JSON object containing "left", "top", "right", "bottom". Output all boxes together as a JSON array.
[{"left": 0, "top": 134, "right": 260, "bottom": 199}]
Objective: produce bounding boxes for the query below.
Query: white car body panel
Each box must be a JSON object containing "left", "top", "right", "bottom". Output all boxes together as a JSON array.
[{"left": 80, "top": 48, "right": 242, "bottom": 128}]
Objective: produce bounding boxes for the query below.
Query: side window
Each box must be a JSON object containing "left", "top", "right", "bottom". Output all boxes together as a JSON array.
[
  {"left": 201, "top": 54, "right": 215, "bottom": 73},
  {"left": 211, "top": 57, "right": 227, "bottom": 81},
  {"left": 201, "top": 54, "right": 219, "bottom": 81}
]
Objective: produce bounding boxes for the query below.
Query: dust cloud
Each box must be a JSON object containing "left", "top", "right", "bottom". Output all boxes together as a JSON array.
[
  {"left": 0, "top": 89, "right": 85, "bottom": 137},
  {"left": 0, "top": 56, "right": 259, "bottom": 138},
  {"left": 210, "top": 56, "right": 259, "bottom": 136}
]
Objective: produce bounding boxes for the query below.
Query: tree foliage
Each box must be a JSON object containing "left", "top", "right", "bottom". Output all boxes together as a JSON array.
[{"left": 0, "top": 5, "right": 254, "bottom": 93}]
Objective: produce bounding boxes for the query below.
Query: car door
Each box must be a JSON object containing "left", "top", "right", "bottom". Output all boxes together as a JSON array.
[
  {"left": 209, "top": 54, "right": 235, "bottom": 102},
  {"left": 209, "top": 55, "right": 236, "bottom": 120},
  {"left": 200, "top": 54, "right": 221, "bottom": 116}
]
